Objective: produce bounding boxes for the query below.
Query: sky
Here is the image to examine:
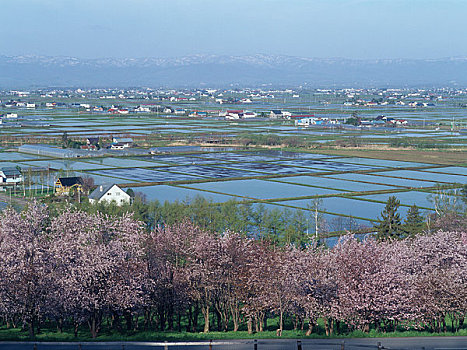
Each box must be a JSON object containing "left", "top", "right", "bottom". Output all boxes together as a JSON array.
[{"left": 1, "top": 0, "right": 467, "bottom": 60}]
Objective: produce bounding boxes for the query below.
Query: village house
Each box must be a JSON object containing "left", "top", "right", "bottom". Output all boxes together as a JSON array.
[
  {"left": 0, "top": 167, "right": 23, "bottom": 184},
  {"left": 270, "top": 110, "right": 291, "bottom": 118},
  {"left": 86, "top": 137, "right": 100, "bottom": 147},
  {"left": 54, "top": 176, "right": 83, "bottom": 195},
  {"left": 242, "top": 111, "right": 257, "bottom": 118},
  {"left": 174, "top": 108, "right": 186, "bottom": 115},
  {"left": 81, "top": 137, "right": 99, "bottom": 150},
  {"left": 88, "top": 184, "right": 131, "bottom": 206},
  {"left": 111, "top": 137, "right": 133, "bottom": 150},
  {"left": 295, "top": 117, "right": 316, "bottom": 126},
  {"left": 134, "top": 105, "right": 151, "bottom": 112},
  {"left": 224, "top": 110, "right": 244, "bottom": 119}
]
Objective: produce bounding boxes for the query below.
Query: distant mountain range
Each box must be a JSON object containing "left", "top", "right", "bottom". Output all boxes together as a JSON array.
[{"left": 1, "top": 54, "right": 467, "bottom": 88}]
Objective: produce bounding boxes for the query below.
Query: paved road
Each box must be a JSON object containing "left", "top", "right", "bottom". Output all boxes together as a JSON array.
[{"left": 3, "top": 337, "right": 467, "bottom": 350}]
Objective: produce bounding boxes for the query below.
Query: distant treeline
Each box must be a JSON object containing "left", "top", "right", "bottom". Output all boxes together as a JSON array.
[{"left": 68, "top": 194, "right": 369, "bottom": 245}]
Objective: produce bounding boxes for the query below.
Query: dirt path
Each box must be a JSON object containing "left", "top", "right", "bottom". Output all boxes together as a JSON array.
[{"left": 0, "top": 192, "right": 31, "bottom": 208}]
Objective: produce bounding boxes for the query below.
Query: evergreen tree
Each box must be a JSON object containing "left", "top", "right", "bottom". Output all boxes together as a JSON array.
[
  {"left": 61, "top": 132, "right": 68, "bottom": 148},
  {"left": 461, "top": 184, "right": 467, "bottom": 207},
  {"left": 402, "top": 204, "right": 425, "bottom": 238},
  {"left": 126, "top": 188, "right": 135, "bottom": 198},
  {"left": 375, "top": 196, "right": 403, "bottom": 241}
]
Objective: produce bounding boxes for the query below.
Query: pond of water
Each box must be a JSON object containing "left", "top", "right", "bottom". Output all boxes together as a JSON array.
[
  {"left": 185, "top": 179, "right": 340, "bottom": 200},
  {"left": 374, "top": 170, "right": 467, "bottom": 184},
  {"left": 275, "top": 175, "right": 395, "bottom": 192},
  {"left": 165, "top": 165, "right": 263, "bottom": 178},
  {"left": 86, "top": 157, "right": 165, "bottom": 168},
  {"left": 422, "top": 166, "right": 467, "bottom": 176},
  {"left": 223, "top": 162, "right": 316, "bottom": 175},
  {"left": 93, "top": 168, "right": 201, "bottom": 182},
  {"left": 353, "top": 191, "right": 435, "bottom": 209},
  {"left": 325, "top": 173, "right": 438, "bottom": 188},
  {"left": 18, "top": 160, "right": 115, "bottom": 171},
  {"left": 134, "top": 185, "right": 238, "bottom": 203},
  {"left": 332, "top": 157, "right": 429, "bottom": 168},
  {"left": 273, "top": 196, "right": 410, "bottom": 221}
]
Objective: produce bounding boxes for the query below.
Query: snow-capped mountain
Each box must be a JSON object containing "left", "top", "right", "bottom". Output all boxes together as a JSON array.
[{"left": 1, "top": 54, "right": 467, "bottom": 87}]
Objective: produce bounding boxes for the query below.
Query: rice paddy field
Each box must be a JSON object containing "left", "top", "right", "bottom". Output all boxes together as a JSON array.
[{"left": 1, "top": 88, "right": 466, "bottom": 232}]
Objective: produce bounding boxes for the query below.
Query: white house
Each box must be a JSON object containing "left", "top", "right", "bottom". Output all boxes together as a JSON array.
[
  {"left": 174, "top": 108, "right": 186, "bottom": 115},
  {"left": 270, "top": 110, "right": 291, "bottom": 118},
  {"left": 111, "top": 137, "right": 133, "bottom": 149},
  {"left": 295, "top": 117, "right": 317, "bottom": 126},
  {"left": 0, "top": 167, "right": 23, "bottom": 184},
  {"left": 88, "top": 184, "right": 131, "bottom": 206},
  {"left": 225, "top": 110, "right": 243, "bottom": 119},
  {"left": 242, "top": 111, "right": 257, "bottom": 119},
  {"left": 134, "top": 105, "right": 151, "bottom": 112}
]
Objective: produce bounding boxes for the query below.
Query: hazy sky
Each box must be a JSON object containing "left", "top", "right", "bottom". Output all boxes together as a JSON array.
[{"left": 2, "top": 0, "right": 467, "bottom": 59}]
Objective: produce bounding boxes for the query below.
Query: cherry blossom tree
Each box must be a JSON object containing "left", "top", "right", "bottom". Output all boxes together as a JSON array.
[
  {"left": 49, "top": 210, "right": 145, "bottom": 338},
  {"left": 144, "top": 221, "right": 200, "bottom": 331},
  {"left": 0, "top": 202, "right": 52, "bottom": 338}
]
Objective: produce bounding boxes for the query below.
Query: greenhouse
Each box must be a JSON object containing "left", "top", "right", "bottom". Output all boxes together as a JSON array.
[{"left": 18, "top": 144, "right": 83, "bottom": 158}]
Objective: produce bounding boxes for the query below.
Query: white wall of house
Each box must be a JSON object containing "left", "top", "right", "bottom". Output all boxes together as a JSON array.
[
  {"left": 90, "top": 185, "right": 131, "bottom": 206},
  {"left": 0, "top": 173, "right": 23, "bottom": 184}
]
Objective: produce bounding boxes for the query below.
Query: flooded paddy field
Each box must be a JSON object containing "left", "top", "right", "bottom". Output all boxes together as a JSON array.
[{"left": 1, "top": 91, "right": 466, "bottom": 233}]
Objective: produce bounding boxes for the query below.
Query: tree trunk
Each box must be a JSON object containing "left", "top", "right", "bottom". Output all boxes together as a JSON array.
[
  {"left": 167, "top": 294, "right": 174, "bottom": 331},
  {"left": 28, "top": 317, "right": 35, "bottom": 339},
  {"left": 124, "top": 311, "right": 132, "bottom": 331},
  {"left": 202, "top": 305, "right": 210, "bottom": 333},
  {"left": 324, "top": 318, "right": 330, "bottom": 336},
  {"left": 36, "top": 317, "right": 41, "bottom": 335},
  {"left": 193, "top": 304, "right": 200, "bottom": 332},
  {"left": 214, "top": 308, "right": 222, "bottom": 331},
  {"left": 247, "top": 316, "right": 253, "bottom": 334},
  {"left": 232, "top": 309, "right": 239, "bottom": 332},
  {"left": 177, "top": 311, "right": 182, "bottom": 332},
  {"left": 459, "top": 315, "right": 464, "bottom": 331},
  {"left": 261, "top": 312, "right": 266, "bottom": 332},
  {"left": 279, "top": 309, "right": 284, "bottom": 333},
  {"left": 57, "top": 318, "right": 63, "bottom": 333},
  {"left": 133, "top": 314, "right": 139, "bottom": 331},
  {"left": 88, "top": 312, "right": 101, "bottom": 339},
  {"left": 157, "top": 305, "right": 166, "bottom": 331},
  {"left": 74, "top": 320, "right": 79, "bottom": 338},
  {"left": 187, "top": 307, "right": 193, "bottom": 332},
  {"left": 305, "top": 321, "right": 314, "bottom": 336}
]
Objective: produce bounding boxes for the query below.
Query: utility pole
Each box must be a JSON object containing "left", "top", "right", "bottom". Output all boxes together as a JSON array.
[{"left": 314, "top": 205, "right": 319, "bottom": 239}]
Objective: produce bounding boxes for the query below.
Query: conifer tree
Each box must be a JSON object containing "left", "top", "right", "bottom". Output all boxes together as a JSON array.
[
  {"left": 402, "top": 204, "right": 425, "bottom": 238},
  {"left": 375, "top": 196, "right": 403, "bottom": 241}
]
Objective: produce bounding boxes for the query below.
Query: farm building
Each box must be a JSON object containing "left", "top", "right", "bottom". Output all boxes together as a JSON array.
[
  {"left": 19, "top": 144, "right": 83, "bottom": 158},
  {"left": 270, "top": 110, "right": 292, "bottom": 118},
  {"left": 0, "top": 167, "right": 23, "bottom": 184},
  {"left": 88, "top": 184, "right": 131, "bottom": 206},
  {"left": 55, "top": 176, "right": 83, "bottom": 195}
]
